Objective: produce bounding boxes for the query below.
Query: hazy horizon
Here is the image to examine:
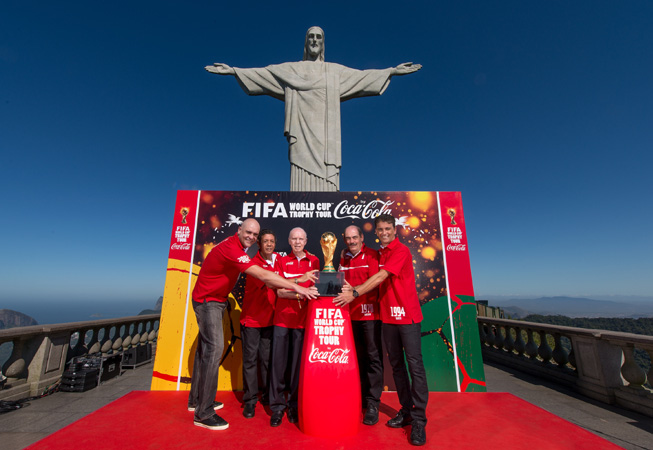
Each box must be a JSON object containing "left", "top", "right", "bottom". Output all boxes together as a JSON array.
[
  {"left": 4, "top": 293, "right": 653, "bottom": 326},
  {"left": 2, "top": 297, "right": 160, "bottom": 326}
]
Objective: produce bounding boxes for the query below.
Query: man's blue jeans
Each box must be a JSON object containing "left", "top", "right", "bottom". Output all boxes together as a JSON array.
[{"left": 188, "top": 300, "right": 227, "bottom": 421}]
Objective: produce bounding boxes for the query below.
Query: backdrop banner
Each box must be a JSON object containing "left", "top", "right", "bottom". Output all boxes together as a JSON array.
[{"left": 151, "top": 190, "right": 486, "bottom": 393}]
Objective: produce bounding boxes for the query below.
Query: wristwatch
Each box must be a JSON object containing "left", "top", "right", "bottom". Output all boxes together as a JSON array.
[{"left": 352, "top": 288, "right": 360, "bottom": 298}]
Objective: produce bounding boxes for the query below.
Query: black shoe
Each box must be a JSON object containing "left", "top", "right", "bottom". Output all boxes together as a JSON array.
[
  {"left": 363, "top": 404, "right": 379, "bottom": 425},
  {"left": 386, "top": 410, "right": 412, "bottom": 428},
  {"left": 243, "top": 403, "right": 255, "bottom": 419},
  {"left": 287, "top": 407, "right": 299, "bottom": 424},
  {"left": 188, "top": 401, "right": 224, "bottom": 412},
  {"left": 194, "top": 414, "right": 229, "bottom": 430},
  {"left": 270, "top": 411, "right": 284, "bottom": 427},
  {"left": 410, "top": 422, "right": 426, "bottom": 446}
]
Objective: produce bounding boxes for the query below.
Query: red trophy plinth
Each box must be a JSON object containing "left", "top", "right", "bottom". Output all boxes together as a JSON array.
[{"left": 298, "top": 296, "right": 361, "bottom": 437}]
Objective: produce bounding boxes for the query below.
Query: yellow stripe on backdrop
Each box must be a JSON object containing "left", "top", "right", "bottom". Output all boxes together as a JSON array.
[{"left": 151, "top": 257, "right": 243, "bottom": 391}]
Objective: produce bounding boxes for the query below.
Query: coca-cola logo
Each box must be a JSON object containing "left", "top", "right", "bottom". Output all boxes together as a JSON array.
[
  {"left": 171, "top": 243, "right": 191, "bottom": 251},
  {"left": 446, "top": 244, "right": 467, "bottom": 252},
  {"left": 308, "top": 346, "right": 350, "bottom": 364},
  {"left": 333, "top": 199, "right": 394, "bottom": 219}
]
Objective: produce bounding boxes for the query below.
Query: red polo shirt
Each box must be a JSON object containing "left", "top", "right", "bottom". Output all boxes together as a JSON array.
[
  {"left": 240, "top": 252, "right": 281, "bottom": 327},
  {"left": 338, "top": 244, "right": 380, "bottom": 321},
  {"left": 378, "top": 238, "right": 423, "bottom": 324},
  {"left": 273, "top": 251, "right": 320, "bottom": 329},
  {"left": 192, "top": 233, "right": 255, "bottom": 303}
]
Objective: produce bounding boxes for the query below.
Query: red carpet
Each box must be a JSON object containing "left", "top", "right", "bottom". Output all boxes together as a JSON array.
[{"left": 26, "top": 391, "right": 622, "bottom": 449}]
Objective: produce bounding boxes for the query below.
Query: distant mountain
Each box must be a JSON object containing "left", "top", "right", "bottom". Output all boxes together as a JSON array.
[
  {"left": 492, "top": 296, "right": 653, "bottom": 319},
  {"left": 501, "top": 306, "right": 531, "bottom": 319},
  {"left": 0, "top": 309, "right": 38, "bottom": 330},
  {"left": 138, "top": 296, "right": 164, "bottom": 316}
]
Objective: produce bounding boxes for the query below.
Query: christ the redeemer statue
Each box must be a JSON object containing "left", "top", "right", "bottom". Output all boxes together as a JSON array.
[{"left": 206, "top": 26, "right": 421, "bottom": 191}]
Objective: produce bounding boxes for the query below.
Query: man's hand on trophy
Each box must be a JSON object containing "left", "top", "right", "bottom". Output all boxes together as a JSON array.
[
  {"left": 297, "top": 270, "right": 319, "bottom": 284},
  {"left": 333, "top": 281, "right": 354, "bottom": 307},
  {"left": 296, "top": 285, "right": 318, "bottom": 300}
]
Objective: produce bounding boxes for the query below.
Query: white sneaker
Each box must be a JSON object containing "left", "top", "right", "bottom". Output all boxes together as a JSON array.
[{"left": 188, "top": 401, "right": 224, "bottom": 412}]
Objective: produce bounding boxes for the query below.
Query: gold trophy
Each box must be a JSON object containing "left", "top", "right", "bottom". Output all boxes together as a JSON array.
[
  {"left": 320, "top": 232, "right": 338, "bottom": 272},
  {"left": 447, "top": 208, "right": 457, "bottom": 225},
  {"left": 180, "top": 207, "right": 190, "bottom": 224},
  {"left": 316, "top": 231, "right": 344, "bottom": 296}
]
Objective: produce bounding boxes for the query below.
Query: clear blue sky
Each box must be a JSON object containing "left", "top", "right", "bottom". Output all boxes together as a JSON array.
[{"left": 2, "top": 1, "right": 652, "bottom": 316}]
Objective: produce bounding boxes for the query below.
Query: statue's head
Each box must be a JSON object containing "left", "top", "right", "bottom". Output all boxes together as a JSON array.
[{"left": 303, "top": 26, "right": 325, "bottom": 61}]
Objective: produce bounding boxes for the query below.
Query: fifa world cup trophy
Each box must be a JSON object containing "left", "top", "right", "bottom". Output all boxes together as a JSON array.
[
  {"left": 320, "top": 232, "right": 338, "bottom": 272},
  {"left": 315, "top": 232, "right": 343, "bottom": 295},
  {"left": 447, "top": 208, "right": 457, "bottom": 225},
  {"left": 180, "top": 207, "right": 190, "bottom": 224}
]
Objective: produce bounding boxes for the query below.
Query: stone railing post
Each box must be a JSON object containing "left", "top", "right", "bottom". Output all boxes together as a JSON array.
[
  {"left": 552, "top": 333, "right": 569, "bottom": 367},
  {"left": 513, "top": 327, "right": 525, "bottom": 356},
  {"left": 537, "top": 330, "right": 553, "bottom": 363},
  {"left": 570, "top": 332, "right": 623, "bottom": 403},
  {"left": 603, "top": 332, "right": 653, "bottom": 416}
]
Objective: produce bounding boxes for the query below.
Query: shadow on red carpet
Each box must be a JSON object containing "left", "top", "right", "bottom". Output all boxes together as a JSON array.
[{"left": 26, "top": 391, "right": 621, "bottom": 449}]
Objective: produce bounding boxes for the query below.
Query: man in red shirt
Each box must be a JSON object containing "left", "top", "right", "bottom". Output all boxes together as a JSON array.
[
  {"left": 338, "top": 225, "right": 384, "bottom": 426},
  {"left": 240, "top": 229, "right": 280, "bottom": 419},
  {"left": 269, "top": 227, "right": 320, "bottom": 427},
  {"left": 335, "top": 214, "right": 428, "bottom": 446},
  {"left": 189, "top": 219, "right": 317, "bottom": 431}
]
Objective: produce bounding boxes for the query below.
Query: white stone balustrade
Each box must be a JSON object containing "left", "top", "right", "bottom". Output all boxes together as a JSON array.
[
  {"left": 478, "top": 317, "right": 653, "bottom": 417},
  {"left": 0, "top": 314, "right": 159, "bottom": 401},
  {"left": 3, "top": 313, "right": 650, "bottom": 418}
]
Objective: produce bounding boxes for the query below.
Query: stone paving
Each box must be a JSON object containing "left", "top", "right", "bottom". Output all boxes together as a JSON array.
[
  {"left": 1, "top": 361, "right": 651, "bottom": 450},
  {"left": 484, "top": 361, "right": 653, "bottom": 450},
  {"left": 0, "top": 362, "right": 154, "bottom": 450}
]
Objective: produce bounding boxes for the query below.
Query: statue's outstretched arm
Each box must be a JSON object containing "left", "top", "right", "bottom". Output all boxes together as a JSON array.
[
  {"left": 205, "top": 63, "right": 236, "bottom": 75},
  {"left": 392, "top": 62, "right": 422, "bottom": 76}
]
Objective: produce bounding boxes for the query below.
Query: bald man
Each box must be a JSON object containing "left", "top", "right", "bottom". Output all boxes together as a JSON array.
[
  {"left": 189, "top": 219, "right": 317, "bottom": 431},
  {"left": 269, "top": 227, "right": 320, "bottom": 427}
]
